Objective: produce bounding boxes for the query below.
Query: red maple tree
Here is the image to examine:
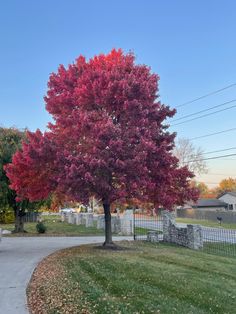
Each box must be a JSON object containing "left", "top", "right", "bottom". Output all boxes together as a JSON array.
[{"left": 5, "top": 49, "right": 198, "bottom": 245}]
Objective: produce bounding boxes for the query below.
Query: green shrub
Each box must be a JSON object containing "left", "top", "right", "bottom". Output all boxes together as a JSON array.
[
  {"left": 0, "top": 208, "right": 15, "bottom": 224},
  {"left": 36, "top": 221, "right": 47, "bottom": 233}
]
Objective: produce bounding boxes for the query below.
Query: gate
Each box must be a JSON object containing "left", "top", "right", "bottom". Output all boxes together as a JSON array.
[{"left": 133, "top": 210, "right": 163, "bottom": 240}]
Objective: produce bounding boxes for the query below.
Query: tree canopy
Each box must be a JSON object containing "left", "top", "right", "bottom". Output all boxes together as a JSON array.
[
  {"left": 218, "top": 177, "right": 236, "bottom": 194},
  {"left": 0, "top": 127, "right": 25, "bottom": 211},
  {"left": 5, "top": 49, "right": 199, "bottom": 244}
]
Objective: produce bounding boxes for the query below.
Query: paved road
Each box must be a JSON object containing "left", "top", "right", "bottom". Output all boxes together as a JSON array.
[{"left": 0, "top": 236, "right": 132, "bottom": 314}]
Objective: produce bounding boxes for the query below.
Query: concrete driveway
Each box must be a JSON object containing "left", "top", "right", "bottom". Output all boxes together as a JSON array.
[{"left": 0, "top": 236, "right": 132, "bottom": 314}]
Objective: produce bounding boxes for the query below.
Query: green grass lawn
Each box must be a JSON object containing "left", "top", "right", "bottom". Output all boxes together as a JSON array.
[
  {"left": 176, "top": 217, "right": 236, "bottom": 229},
  {"left": 0, "top": 214, "right": 104, "bottom": 236},
  {"left": 27, "top": 241, "right": 236, "bottom": 314}
]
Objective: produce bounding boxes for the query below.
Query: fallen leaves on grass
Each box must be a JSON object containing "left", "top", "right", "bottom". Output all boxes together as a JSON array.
[{"left": 27, "top": 249, "right": 90, "bottom": 314}]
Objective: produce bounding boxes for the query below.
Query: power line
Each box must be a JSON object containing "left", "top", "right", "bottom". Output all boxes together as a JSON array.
[
  {"left": 176, "top": 83, "right": 236, "bottom": 108},
  {"left": 189, "top": 127, "right": 236, "bottom": 140},
  {"left": 188, "top": 147, "right": 236, "bottom": 159},
  {"left": 172, "top": 99, "right": 236, "bottom": 122},
  {"left": 171, "top": 104, "right": 236, "bottom": 126},
  {"left": 198, "top": 182, "right": 221, "bottom": 185},
  {"left": 198, "top": 182, "right": 219, "bottom": 184},
  {"left": 204, "top": 146, "right": 236, "bottom": 155},
  {"left": 186, "top": 153, "right": 236, "bottom": 163},
  {"left": 198, "top": 173, "right": 236, "bottom": 176},
  {"left": 188, "top": 146, "right": 236, "bottom": 159},
  {"left": 212, "top": 158, "right": 236, "bottom": 161}
]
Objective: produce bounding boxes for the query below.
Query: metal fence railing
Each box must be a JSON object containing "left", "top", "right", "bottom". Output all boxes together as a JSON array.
[
  {"left": 134, "top": 211, "right": 236, "bottom": 258},
  {"left": 133, "top": 212, "right": 163, "bottom": 241},
  {"left": 22, "top": 212, "right": 40, "bottom": 223},
  {"left": 202, "top": 226, "right": 236, "bottom": 257}
]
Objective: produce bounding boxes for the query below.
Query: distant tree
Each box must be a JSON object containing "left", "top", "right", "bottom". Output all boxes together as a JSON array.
[
  {"left": 217, "top": 177, "right": 236, "bottom": 194},
  {"left": 190, "top": 181, "right": 219, "bottom": 199},
  {"left": 194, "top": 181, "right": 209, "bottom": 197},
  {"left": 173, "top": 138, "right": 208, "bottom": 175},
  {"left": 6, "top": 49, "right": 199, "bottom": 246},
  {"left": 0, "top": 127, "right": 51, "bottom": 231},
  {"left": 0, "top": 127, "right": 27, "bottom": 231}
]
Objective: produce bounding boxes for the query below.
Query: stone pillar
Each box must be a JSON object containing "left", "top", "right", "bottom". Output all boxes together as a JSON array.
[
  {"left": 113, "top": 216, "right": 121, "bottom": 234},
  {"left": 162, "top": 210, "right": 175, "bottom": 242},
  {"left": 93, "top": 214, "right": 99, "bottom": 223},
  {"left": 121, "top": 209, "right": 134, "bottom": 235},
  {"left": 85, "top": 214, "right": 94, "bottom": 227},
  {"left": 61, "top": 213, "right": 66, "bottom": 222},
  {"left": 76, "top": 213, "right": 82, "bottom": 225},
  {"left": 97, "top": 215, "right": 105, "bottom": 230},
  {"left": 68, "top": 213, "right": 73, "bottom": 224},
  {"left": 68, "top": 213, "right": 76, "bottom": 224},
  {"left": 187, "top": 224, "right": 203, "bottom": 250},
  {"left": 80, "top": 213, "right": 87, "bottom": 225},
  {"left": 110, "top": 216, "right": 121, "bottom": 233}
]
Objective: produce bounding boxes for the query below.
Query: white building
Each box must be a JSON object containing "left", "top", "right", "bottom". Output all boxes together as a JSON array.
[{"left": 218, "top": 192, "right": 236, "bottom": 211}]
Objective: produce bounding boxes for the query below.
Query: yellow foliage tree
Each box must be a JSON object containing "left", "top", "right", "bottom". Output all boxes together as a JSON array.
[{"left": 218, "top": 177, "right": 236, "bottom": 193}]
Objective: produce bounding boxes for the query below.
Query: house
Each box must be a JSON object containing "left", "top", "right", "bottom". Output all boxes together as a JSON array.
[
  {"left": 218, "top": 192, "right": 236, "bottom": 211},
  {"left": 177, "top": 199, "right": 228, "bottom": 211},
  {"left": 191, "top": 198, "right": 228, "bottom": 211}
]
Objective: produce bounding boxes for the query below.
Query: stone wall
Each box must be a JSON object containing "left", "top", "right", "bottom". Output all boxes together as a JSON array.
[
  {"left": 161, "top": 210, "right": 203, "bottom": 250},
  {"left": 120, "top": 209, "right": 133, "bottom": 235}
]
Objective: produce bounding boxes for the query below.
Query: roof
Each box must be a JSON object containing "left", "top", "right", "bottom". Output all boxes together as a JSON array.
[
  {"left": 192, "top": 198, "right": 228, "bottom": 208},
  {"left": 218, "top": 191, "right": 236, "bottom": 198}
]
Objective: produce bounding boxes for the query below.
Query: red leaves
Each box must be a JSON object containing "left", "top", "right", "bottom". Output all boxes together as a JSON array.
[
  {"left": 5, "top": 49, "right": 199, "bottom": 207},
  {"left": 5, "top": 131, "right": 58, "bottom": 201}
]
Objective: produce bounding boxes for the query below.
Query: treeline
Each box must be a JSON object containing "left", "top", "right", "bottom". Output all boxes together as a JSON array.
[{"left": 192, "top": 179, "right": 236, "bottom": 198}]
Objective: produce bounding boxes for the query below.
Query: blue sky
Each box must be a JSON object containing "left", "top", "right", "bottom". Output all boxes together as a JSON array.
[{"left": 0, "top": 0, "right": 236, "bottom": 187}]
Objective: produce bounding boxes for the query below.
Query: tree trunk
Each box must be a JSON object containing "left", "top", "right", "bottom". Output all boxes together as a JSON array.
[
  {"left": 103, "top": 202, "right": 114, "bottom": 247},
  {"left": 13, "top": 207, "right": 26, "bottom": 233}
]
